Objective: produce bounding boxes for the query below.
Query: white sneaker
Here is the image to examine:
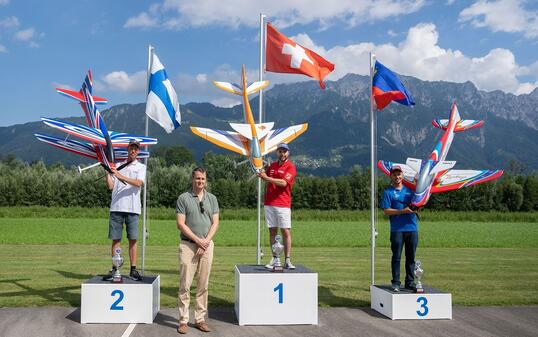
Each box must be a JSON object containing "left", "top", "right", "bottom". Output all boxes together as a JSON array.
[
  {"left": 284, "top": 258, "right": 295, "bottom": 270},
  {"left": 265, "top": 257, "right": 275, "bottom": 269}
]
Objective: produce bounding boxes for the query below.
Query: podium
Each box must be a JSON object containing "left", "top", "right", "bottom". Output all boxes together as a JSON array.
[
  {"left": 234, "top": 265, "right": 318, "bottom": 325},
  {"left": 370, "top": 285, "right": 452, "bottom": 320},
  {"left": 81, "top": 275, "right": 160, "bottom": 324}
]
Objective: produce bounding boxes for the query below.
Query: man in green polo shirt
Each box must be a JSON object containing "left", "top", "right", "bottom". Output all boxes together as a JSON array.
[{"left": 176, "top": 167, "right": 219, "bottom": 334}]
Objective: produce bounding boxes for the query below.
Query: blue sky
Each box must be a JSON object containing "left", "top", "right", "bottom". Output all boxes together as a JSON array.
[{"left": 1, "top": 0, "right": 537, "bottom": 126}]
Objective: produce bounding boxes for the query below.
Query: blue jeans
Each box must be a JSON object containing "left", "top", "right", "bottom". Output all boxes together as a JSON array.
[{"left": 390, "top": 231, "right": 418, "bottom": 286}]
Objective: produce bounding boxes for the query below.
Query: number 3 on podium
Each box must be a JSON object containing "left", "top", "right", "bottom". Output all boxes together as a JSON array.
[
  {"left": 273, "top": 283, "right": 283, "bottom": 304},
  {"left": 416, "top": 296, "right": 429, "bottom": 317}
]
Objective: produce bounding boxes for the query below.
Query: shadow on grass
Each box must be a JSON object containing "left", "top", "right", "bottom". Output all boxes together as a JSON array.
[
  {"left": 319, "top": 286, "right": 369, "bottom": 307},
  {"left": 0, "top": 278, "right": 80, "bottom": 306},
  {"left": 54, "top": 270, "right": 94, "bottom": 280}
]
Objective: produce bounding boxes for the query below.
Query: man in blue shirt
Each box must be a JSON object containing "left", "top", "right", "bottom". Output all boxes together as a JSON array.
[{"left": 380, "top": 166, "right": 418, "bottom": 292}]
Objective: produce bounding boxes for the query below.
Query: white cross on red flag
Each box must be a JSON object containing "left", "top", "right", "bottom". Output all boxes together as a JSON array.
[{"left": 265, "top": 22, "right": 335, "bottom": 89}]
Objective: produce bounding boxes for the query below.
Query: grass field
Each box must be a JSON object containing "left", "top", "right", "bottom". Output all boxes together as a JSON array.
[{"left": 0, "top": 207, "right": 537, "bottom": 308}]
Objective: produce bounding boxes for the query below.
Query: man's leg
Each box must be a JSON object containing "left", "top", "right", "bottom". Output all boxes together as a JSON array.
[
  {"left": 281, "top": 228, "right": 292, "bottom": 258},
  {"left": 125, "top": 214, "right": 139, "bottom": 268},
  {"left": 111, "top": 240, "right": 121, "bottom": 257},
  {"left": 404, "top": 231, "right": 418, "bottom": 287},
  {"left": 128, "top": 239, "right": 137, "bottom": 267},
  {"left": 390, "top": 231, "right": 404, "bottom": 287},
  {"left": 194, "top": 241, "right": 214, "bottom": 325},
  {"left": 178, "top": 241, "right": 197, "bottom": 325}
]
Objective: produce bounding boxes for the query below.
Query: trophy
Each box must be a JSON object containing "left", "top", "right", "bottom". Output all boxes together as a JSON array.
[
  {"left": 414, "top": 260, "right": 424, "bottom": 293},
  {"left": 111, "top": 248, "right": 124, "bottom": 283},
  {"left": 271, "top": 235, "right": 284, "bottom": 273}
]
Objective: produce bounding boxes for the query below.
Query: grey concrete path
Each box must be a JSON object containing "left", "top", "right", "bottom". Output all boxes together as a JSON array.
[{"left": 1, "top": 306, "right": 537, "bottom": 337}]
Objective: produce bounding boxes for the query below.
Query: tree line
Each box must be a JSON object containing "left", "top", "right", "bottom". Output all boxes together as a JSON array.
[{"left": 1, "top": 149, "right": 537, "bottom": 212}]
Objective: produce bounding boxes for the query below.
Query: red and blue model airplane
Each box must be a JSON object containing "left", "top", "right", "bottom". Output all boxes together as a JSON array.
[
  {"left": 378, "top": 102, "right": 503, "bottom": 210},
  {"left": 35, "top": 70, "right": 157, "bottom": 173}
]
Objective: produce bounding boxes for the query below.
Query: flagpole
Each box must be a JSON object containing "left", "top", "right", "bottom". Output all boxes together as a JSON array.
[
  {"left": 142, "top": 44, "right": 153, "bottom": 274},
  {"left": 369, "top": 52, "right": 377, "bottom": 286},
  {"left": 256, "top": 13, "right": 266, "bottom": 265}
]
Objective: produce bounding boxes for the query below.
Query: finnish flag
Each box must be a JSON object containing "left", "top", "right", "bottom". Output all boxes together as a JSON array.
[{"left": 145, "top": 51, "right": 181, "bottom": 133}]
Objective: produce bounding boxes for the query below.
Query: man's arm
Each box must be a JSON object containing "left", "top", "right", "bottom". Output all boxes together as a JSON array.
[
  {"left": 383, "top": 207, "right": 416, "bottom": 216},
  {"left": 106, "top": 173, "right": 115, "bottom": 190},
  {"left": 111, "top": 168, "right": 144, "bottom": 187},
  {"left": 176, "top": 213, "right": 208, "bottom": 248},
  {"left": 257, "top": 171, "right": 287, "bottom": 187}
]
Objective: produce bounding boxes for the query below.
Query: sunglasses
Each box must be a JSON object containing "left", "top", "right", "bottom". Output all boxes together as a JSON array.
[{"left": 199, "top": 201, "right": 205, "bottom": 214}]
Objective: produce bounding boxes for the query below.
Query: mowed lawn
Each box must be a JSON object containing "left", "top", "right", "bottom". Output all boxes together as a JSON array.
[{"left": 0, "top": 211, "right": 537, "bottom": 307}]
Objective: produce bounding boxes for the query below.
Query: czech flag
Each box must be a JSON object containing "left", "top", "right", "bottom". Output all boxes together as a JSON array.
[{"left": 372, "top": 60, "right": 414, "bottom": 110}]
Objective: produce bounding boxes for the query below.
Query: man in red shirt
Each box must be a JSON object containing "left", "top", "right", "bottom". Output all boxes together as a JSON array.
[{"left": 258, "top": 143, "right": 297, "bottom": 269}]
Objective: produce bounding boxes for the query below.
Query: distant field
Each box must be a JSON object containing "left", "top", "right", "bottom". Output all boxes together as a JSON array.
[
  {"left": 1, "top": 217, "right": 537, "bottom": 248},
  {"left": 1, "top": 206, "right": 537, "bottom": 222},
  {"left": 0, "top": 206, "right": 537, "bottom": 308}
]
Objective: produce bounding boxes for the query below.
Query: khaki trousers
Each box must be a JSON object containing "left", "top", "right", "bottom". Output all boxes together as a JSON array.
[{"left": 178, "top": 240, "right": 214, "bottom": 324}]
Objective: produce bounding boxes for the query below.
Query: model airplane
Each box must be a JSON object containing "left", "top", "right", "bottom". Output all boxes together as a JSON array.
[
  {"left": 35, "top": 70, "right": 157, "bottom": 173},
  {"left": 190, "top": 65, "right": 308, "bottom": 173},
  {"left": 378, "top": 102, "right": 503, "bottom": 210}
]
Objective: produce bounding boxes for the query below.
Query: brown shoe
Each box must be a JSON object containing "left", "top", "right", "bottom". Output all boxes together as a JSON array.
[
  {"left": 177, "top": 323, "right": 188, "bottom": 334},
  {"left": 195, "top": 321, "right": 211, "bottom": 332}
]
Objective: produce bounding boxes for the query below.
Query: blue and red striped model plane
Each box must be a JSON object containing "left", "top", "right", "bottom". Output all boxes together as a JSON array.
[
  {"left": 35, "top": 70, "right": 157, "bottom": 173},
  {"left": 378, "top": 102, "right": 503, "bottom": 210}
]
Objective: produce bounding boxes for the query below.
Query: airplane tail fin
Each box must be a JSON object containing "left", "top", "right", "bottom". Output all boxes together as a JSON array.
[
  {"left": 432, "top": 119, "right": 484, "bottom": 132},
  {"left": 56, "top": 70, "right": 108, "bottom": 104},
  {"left": 432, "top": 102, "right": 484, "bottom": 132},
  {"left": 213, "top": 64, "right": 269, "bottom": 96}
]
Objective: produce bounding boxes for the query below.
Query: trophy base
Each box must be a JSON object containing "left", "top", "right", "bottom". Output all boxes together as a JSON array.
[
  {"left": 112, "top": 276, "right": 123, "bottom": 283},
  {"left": 272, "top": 265, "right": 284, "bottom": 273},
  {"left": 415, "top": 287, "right": 424, "bottom": 293}
]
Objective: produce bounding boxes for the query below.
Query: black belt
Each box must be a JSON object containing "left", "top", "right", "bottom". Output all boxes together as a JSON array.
[{"left": 181, "top": 238, "right": 196, "bottom": 244}]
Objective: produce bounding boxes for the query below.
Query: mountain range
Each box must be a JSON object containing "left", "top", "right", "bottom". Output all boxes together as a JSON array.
[{"left": 1, "top": 73, "right": 537, "bottom": 175}]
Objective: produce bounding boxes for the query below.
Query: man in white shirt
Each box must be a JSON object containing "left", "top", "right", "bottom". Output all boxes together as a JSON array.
[{"left": 103, "top": 140, "right": 146, "bottom": 281}]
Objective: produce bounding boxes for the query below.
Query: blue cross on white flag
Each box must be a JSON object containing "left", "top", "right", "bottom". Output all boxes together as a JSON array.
[{"left": 145, "top": 50, "right": 181, "bottom": 133}]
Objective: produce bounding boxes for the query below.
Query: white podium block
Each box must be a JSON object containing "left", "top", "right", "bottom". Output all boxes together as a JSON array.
[
  {"left": 81, "top": 275, "right": 160, "bottom": 324},
  {"left": 234, "top": 264, "right": 318, "bottom": 325},
  {"left": 371, "top": 285, "right": 452, "bottom": 320}
]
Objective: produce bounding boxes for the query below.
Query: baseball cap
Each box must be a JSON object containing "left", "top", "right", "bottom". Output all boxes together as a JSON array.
[
  {"left": 128, "top": 139, "right": 141, "bottom": 148},
  {"left": 390, "top": 165, "right": 403, "bottom": 173},
  {"left": 277, "top": 143, "right": 290, "bottom": 151}
]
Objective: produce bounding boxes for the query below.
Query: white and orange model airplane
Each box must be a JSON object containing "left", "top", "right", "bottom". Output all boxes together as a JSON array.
[{"left": 190, "top": 65, "right": 308, "bottom": 173}]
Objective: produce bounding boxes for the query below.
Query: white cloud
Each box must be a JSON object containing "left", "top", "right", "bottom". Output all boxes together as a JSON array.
[
  {"left": 0, "top": 0, "right": 9, "bottom": 6},
  {"left": 277, "top": 22, "right": 536, "bottom": 94},
  {"left": 0, "top": 16, "right": 19, "bottom": 28},
  {"left": 446, "top": 0, "right": 456, "bottom": 5},
  {"left": 459, "top": 0, "right": 538, "bottom": 38},
  {"left": 14, "top": 28, "right": 35, "bottom": 41},
  {"left": 124, "top": 12, "right": 159, "bottom": 28},
  {"left": 125, "top": 0, "right": 426, "bottom": 30},
  {"left": 0, "top": 44, "right": 6, "bottom": 53},
  {"left": 101, "top": 70, "right": 147, "bottom": 93}
]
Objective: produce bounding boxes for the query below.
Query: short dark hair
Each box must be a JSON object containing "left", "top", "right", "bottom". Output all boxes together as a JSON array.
[{"left": 191, "top": 167, "right": 206, "bottom": 178}]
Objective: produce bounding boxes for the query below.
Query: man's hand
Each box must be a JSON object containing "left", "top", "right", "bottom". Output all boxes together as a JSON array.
[
  {"left": 195, "top": 247, "right": 206, "bottom": 256},
  {"left": 197, "top": 237, "right": 210, "bottom": 250},
  {"left": 257, "top": 171, "right": 268, "bottom": 180}
]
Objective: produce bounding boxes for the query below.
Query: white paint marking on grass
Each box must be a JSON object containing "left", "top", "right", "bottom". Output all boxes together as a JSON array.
[{"left": 121, "top": 323, "right": 136, "bottom": 337}]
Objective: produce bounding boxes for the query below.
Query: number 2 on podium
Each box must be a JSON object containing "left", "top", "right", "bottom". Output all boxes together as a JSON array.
[
  {"left": 273, "top": 283, "right": 283, "bottom": 304},
  {"left": 110, "top": 289, "right": 124, "bottom": 310}
]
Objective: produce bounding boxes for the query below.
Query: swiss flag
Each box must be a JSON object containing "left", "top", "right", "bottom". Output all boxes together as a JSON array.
[{"left": 266, "top": 23, "right": 334, "bottom": 89}]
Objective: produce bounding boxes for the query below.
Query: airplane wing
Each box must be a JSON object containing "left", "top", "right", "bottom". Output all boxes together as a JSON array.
[
  {"left": 109, "top": 132, "right": 158, "bottom": 147},
  {"left": 377, "top": 160, "right": 417, "bottom": 189},
  {"left": 34, "top": 133, "right": 98, "bottom": 160},
  {"left": 431, "top": 169, "right": 504, "bottom": 193},
  {"left": 190, "top": 126, "right": 249, "bottom": 156},
  {"left": 41, "top": 117, "right": 108, "bottom": 144},
  {"left": 261, "top": 123, "right": 308, "bottom": 155}
]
